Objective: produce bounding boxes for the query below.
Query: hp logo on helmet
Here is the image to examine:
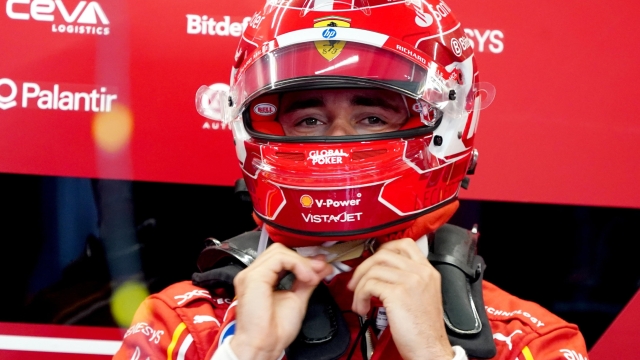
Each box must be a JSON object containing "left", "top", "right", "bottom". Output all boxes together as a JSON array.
[{"left": 322, "top": 29, "right": 337, "bottom": 39}]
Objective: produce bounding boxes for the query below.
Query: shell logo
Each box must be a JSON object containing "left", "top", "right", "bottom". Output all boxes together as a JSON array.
[{"left": 300, "top": 194, "right": 313, "bottom": 208}]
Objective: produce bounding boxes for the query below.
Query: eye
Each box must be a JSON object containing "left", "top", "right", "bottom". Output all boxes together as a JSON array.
[
  {"left": 297, "top": 118, "right": 322, "bottom": 126},
  {"left": 362, "top": 117, "right": 387, "bottom": 126}
]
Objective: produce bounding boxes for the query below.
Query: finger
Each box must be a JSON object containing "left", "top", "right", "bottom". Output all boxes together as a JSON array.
[
  {"left": 253, "top": 244, "right": 332, "bottom": 278},
  {"left": 259, "top": 250, "right": 333, "bottom": 280},
  {"left": 354, "top": 265, "right": 408, "bottom": 289},
  {"left": 288, "top": 260, "right": 334, "bottom": 292},
  {"left": 351, "top": 277, "right": 395, "bottom": 316},
  {"left": 285, "top": 262, "right": 334, "bottom": 313},
  {"left": 308, "top": 254, "right": 334, "bottom": 274},
  {"left": 378, "top": 238, "right": 427, "bottom": 263},
  {"left": 352, "top": 266, "right": 415, "bottom": 314},
  {"left": 249, "top": 242, "right": 293, "bottom": 267},
  {"left": 237, "top": 250, "right": 325, "bottom": 288},
  {"left": 347, "top": 249, "right": 415, "bottom": 290}
]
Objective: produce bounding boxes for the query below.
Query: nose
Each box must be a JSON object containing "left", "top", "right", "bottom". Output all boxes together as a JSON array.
[{"left": 325, "top": 117, "right": 358, "bottom": 136}]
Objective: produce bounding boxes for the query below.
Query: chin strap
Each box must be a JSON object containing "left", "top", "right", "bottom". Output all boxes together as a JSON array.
[
  {"left": 257, "top": 224, "right": 270, "bottom": 255},
  {"left": 294, "top": 239, "right": 372, "bottom": 281}
]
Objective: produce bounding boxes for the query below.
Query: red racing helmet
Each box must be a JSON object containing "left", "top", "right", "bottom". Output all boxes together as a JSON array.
[{"left": 197, "top": 0, "right": 494, "bottom": 246}]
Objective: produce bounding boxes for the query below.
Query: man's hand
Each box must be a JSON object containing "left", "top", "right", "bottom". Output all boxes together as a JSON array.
[
  {"left": 230, "top": 243, "right": 334, "bottom": 360},
  {"left": 347, "top": 238, "right": 454, "bottom": 360}
]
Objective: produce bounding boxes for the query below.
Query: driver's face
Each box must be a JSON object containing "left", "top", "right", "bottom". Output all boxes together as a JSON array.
[{"left": 277, "top": 88, "right": 409, "bottom": 136}]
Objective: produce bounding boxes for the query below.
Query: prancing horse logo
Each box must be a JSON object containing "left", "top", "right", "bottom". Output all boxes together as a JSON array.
[{"left": 313, "top": 16, "right": 351, "bottom": 61}]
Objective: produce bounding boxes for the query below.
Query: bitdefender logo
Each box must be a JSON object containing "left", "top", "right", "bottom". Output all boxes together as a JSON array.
[
  {"left": 6, "top": 0, "right": 110, "bottom": 35},
  {"left": 186, "top": 14, "right": 250, "bottom": 37},
  {"left": 0, "top": 78, "right": 118, "bottom": 112}
]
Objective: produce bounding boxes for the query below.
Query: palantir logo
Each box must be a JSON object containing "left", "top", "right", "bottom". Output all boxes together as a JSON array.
[
  {"left": 6, "top": 0, "right": 110, "bottom": 35},
  {"left": 0, "top": 78, "right": 18, "bottom": 110},
  {"left": 0, "top": 77, "right": 118, "bottom": 112}
]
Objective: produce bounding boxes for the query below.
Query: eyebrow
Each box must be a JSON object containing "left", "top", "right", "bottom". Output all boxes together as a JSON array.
[
  {"left": 281, "top": 97, "right": 325, "bottom": 114},
  {"left": 281, "top": 94, "right": 403, "bottom": 114},
  {"left": 350, "top": 95, "right": 402, "bottom": 113}
]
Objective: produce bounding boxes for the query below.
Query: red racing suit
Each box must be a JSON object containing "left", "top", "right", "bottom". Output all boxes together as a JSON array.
[{"left": 113, "top": 271, "right": 588, "bottom": 360}]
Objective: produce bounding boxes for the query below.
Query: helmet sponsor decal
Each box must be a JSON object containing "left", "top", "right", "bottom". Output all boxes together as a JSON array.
[
  {"left": 409, "top": 0, "right": 451, "bottom": 28},
  {"left": 253, "top": 103, "right": 277, "bottom": 116},
  {"left": 396, "top": 44, "right": 426, "bottom": 64},
  {"left": 412, "top": 100, "right": 439, "bottom": 126},
  {"left": 313, "top": 17, "right": 351, "bottom": 61},
  {"left": 414, "top": 10, "right": 433, "bottom": 28},
  {"left": 307, "top": 149, "right": 348, "bottom": 165},
  {"left": 322, "top": 28, "right": 336, "bottom": 39},
  {"left": 248, "top": 11, "right": 265, "bottom": 29},
  {"left": 450, "top": 35, "right": 472, "bottom": 57},
  {"left": 429, "top": 1, "right": 452, "bottom": 22},
  {"left": 300, "top": 194, "right": 313, "bottom": 208},
  {"left": 315, "top": 196, "right": 362, "bottom": 208},
  {"left": 299, "top": 193, "right": 362, "bottom": 208},
  {"left": 302, "top": 212, "right": 363, "bottom": 223}
]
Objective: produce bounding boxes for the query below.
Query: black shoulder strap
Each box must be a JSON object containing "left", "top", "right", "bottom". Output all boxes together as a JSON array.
[{"left": 429, "top": 224, "right": 497, "bottom": 359}]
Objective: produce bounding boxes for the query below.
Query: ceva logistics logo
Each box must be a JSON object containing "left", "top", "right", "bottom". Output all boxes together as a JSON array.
[{"left": 6, "top": 0, "right": 111, "bottom": 35}]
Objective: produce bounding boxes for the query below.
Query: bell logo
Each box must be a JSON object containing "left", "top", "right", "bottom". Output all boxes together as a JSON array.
[
  {"left": 6, "top": 0, "right": 110, "bottom": 35},
  {"left": 253, "top": 103, "right": 277, "bottom": 116},
  {"left": 0, "top": 78, "right": 18, "bottom": 110}
]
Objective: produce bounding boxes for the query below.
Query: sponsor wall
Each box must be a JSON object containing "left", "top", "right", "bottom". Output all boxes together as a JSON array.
[{"left": 1, "top": 0, "right": 639, "bottom": 209}]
